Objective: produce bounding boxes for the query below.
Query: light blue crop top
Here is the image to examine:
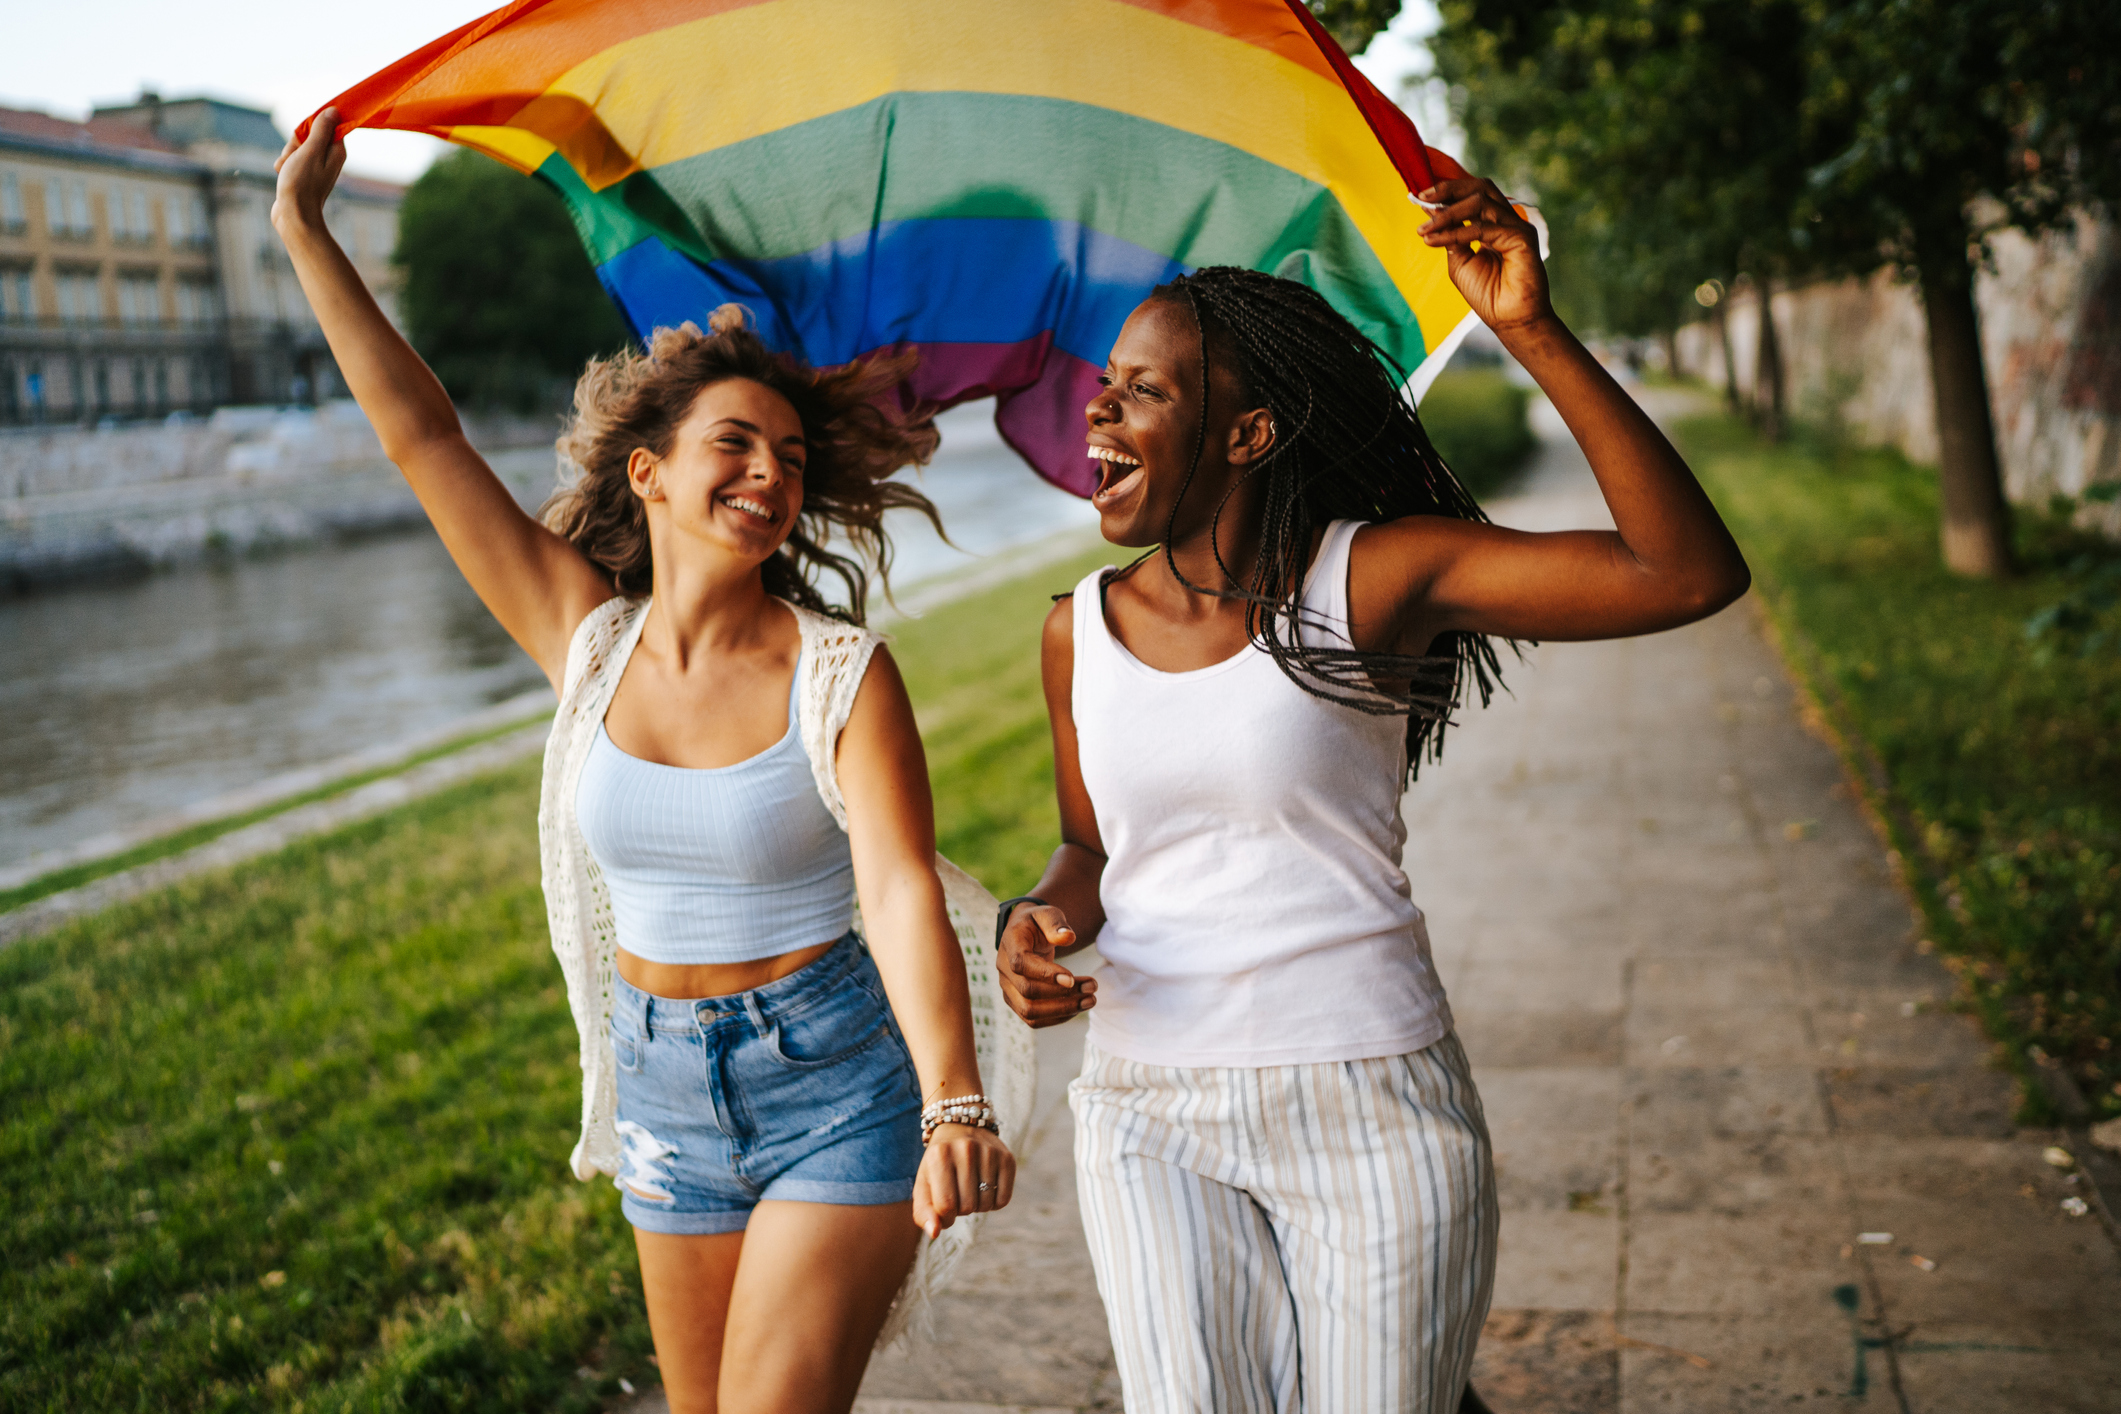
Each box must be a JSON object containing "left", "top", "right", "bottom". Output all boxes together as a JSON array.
[{"left": 574, "top": 653, "right": 856, "bottom": 965}]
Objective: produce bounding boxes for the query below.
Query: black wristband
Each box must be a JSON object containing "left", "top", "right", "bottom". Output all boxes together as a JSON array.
[{"left": 994, "top": 895, "right": 1050, "bottom": 949}]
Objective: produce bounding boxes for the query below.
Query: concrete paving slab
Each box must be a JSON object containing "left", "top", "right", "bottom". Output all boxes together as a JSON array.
[
  {"left": 1624, "top": 1004, "right": 1819, "bottom": 1069},
  {"left": 1628, "top": 1066, "right": 1831, "bottom": 1140},
  {"left": 1479, "top": 1067, "right": 1623, "bottom": 1210},
  {"left": 1450, "top": 951, "right": 1627, "bottom": 1013},
  {"left": 1616, "top": 1309, "right": 1855, "bottom": 1411},
  {"left": 1490, "top": 1210, "right": 1621, "bottom": 1310},
  {"left": 1891, "top": 1349, "right": 2121, "bottom": 1414},
  {"left": 1471, "top": 1308, "right": 1620, "bottom": 1411},
  {"left": 1454, "top": 1007, "right": 1624, "bottom": 1069},
  {"left": 1625, "top": 1210, "right": 1860, "bottom": 1318},
  {"left": 1819, "top": 1067, "right": 2018, "bottom": 1139}
]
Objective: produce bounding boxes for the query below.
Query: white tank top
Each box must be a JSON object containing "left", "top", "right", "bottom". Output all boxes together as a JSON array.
[{"left": 1071, "top": 519, "right": 1452, "bottom": 1068}]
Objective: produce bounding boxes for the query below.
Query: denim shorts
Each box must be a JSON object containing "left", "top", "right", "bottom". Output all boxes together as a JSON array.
[{"left": 609, "top": 931, "right": 925, "bottom": 1235}]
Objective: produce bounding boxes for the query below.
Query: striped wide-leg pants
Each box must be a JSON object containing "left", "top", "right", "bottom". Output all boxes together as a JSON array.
[{"left": 1069, "top": 1033, "right": 1497, "bottom": 1413}]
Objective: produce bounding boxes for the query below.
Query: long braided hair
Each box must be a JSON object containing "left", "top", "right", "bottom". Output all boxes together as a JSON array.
[{"left": 1142, "top": 266, "right": 1512, "bottom": 774}]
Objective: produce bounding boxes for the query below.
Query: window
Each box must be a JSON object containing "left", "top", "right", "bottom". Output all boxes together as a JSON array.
[
  {"left": 1, "top": 173, "right": 22, "bottom": 233},
  {"left": 176, "top": 277, "right": 218, "bottom": 326},
  {"left": 44, "top": 179, "right": 91, "bottom": 238},
  {"left": 0, "top": 266, "right": 33, "bottom": 322},
  {"left": 55, "top": 269, "right": 103, "bottom": 324},
  {"left": 186, "top": 193, "right": 211, "bottom": 248},
  {"left": 164, "top": 192, "right": 185, "bottom": 245},
  {"left": 108, "top": 184, "right": 128, "bottom": 240},
  {"left": 118, "top": 272, "right": 160, "bottom": 324},
  {"left": 127, "top": 189, "right": 151, "bottom": 244}
]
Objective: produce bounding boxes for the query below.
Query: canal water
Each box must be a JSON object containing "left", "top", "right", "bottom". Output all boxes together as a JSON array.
[{"left": 0, "top": 401, "right": 1099, "bottom": 870}]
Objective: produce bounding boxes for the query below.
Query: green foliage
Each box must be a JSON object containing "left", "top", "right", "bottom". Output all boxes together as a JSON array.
[
  {"left": 1799, "top": 0, "right": 2121, "bottom": 282},
  {"left": 1435, "top": 0, "right": 2121, "bottom": 321},
  {"left": 396, "top": 150, "right": 632, "bottom": 412},
  {"left": 0, "top": 548, "right": 1100, "bottom": 1408},
  {"left": 1307, "top": 0, "right": 1407, "bottom": 54},
  {"left": 1437, "top": 0, "right": 2121, "bottom": 570},
  {"left": 1679, "top": 413, "right": 2121, "bottom": 1120},
  {"left": 1432, "top": 0, "right": 1812, "bottom": 336},
  {"left": 1419, "top": 369, "right": 1536, "bottom": 499}
]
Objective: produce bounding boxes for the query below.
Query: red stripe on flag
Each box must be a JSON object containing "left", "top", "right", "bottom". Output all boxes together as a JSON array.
[{"left": 1277, "top": 0, "right": 1437, "bottom": 196}]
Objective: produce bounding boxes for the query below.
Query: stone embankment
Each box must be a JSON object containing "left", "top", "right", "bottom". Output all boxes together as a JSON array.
[{"left": 0, "top": 400, "right": 563, "bottom": 589}]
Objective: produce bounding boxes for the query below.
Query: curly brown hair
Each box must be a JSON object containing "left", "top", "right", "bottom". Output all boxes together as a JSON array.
[{"left": 541, "top": 309, "right": 941, "bottom": 624}]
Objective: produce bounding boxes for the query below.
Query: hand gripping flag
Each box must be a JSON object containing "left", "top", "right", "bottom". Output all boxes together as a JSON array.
[{"left": 309, "top": 0, "right": 1477, "bottom": 494}]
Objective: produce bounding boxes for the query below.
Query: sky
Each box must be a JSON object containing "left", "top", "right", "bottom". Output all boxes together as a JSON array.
[
  {"left": 0, "top": 0, "right": 494, "bottom": 182},
  {"left": 1, "top": 0, "right": 1460, "bottom": 186}
]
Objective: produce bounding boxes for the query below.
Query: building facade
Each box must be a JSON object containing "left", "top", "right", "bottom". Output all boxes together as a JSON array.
[{"left": 0, "top": 93, "right": 403, "bottom": 426}]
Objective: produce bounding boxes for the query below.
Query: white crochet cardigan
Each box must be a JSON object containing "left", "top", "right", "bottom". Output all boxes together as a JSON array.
[{"left": 536, "top": 593, "right": 1037, "bottom": 1345}]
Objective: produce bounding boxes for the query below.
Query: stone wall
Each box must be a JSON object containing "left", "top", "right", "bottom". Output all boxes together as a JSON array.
[
  {"left": 1675, "top": 212, "right": 2121, "bottom": 538},
  {"left": 0, "top": 401, "right": 566, "bottom": 589}
]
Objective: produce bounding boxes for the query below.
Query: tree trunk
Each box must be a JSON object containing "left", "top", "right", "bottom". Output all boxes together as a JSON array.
[
  {"left": 1755, "top": 274, "right": 1786, "bottom": 443},
  {"left": 1660, "top": 327, "right": 1681, "bottom": 382},
  {"left": 1714, "top": 304, "right": 1742, "bottom": 414},
  {"left": 1918, "top": 257, "right": 2013, "bottom": 577}
]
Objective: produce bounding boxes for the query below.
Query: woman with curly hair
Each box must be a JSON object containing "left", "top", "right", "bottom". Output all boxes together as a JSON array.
[
  {"left": 996, "top": 178, "right": 1750, "bottom": 1411},
  {"left": 274, "top": 111, "right": 1013, "bottom": 1413}
]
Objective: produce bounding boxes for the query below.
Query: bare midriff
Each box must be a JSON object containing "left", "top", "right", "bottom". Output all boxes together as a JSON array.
[{"left": 616, "top": 939, "right": 839, "bottom": 1000}]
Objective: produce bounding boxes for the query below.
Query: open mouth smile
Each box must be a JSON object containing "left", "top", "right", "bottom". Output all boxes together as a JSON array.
[
  {"left": 1089, "top": 445, "right": 1145, "bottom": 508},
  {"left": 719, "top": 494, "right": 778, "bottom": 524}
]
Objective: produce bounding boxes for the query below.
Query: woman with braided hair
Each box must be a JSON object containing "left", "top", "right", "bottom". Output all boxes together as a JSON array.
[{"left": 996, "top": 176, "right": 1750, "bottom": 1411}]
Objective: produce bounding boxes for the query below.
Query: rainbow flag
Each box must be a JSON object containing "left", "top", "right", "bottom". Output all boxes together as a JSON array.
[{"left": 314, "top": 0, "right": 1473, "bottom": 494}]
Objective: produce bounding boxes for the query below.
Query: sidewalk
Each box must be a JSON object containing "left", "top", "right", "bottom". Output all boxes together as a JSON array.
[
  {"left": 1412, "top": 395, "right": 2119, "bottom": 1411},
  {"left": 635, "top": 394, "right": 2120, "bottom": 1413}
]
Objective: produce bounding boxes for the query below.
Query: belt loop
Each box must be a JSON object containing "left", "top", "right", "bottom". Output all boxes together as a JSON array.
[
  {"left": 618, "top": 974, "right": 650, "bottom": 1037},
  {"left": 742, "top": 990, "right": 771, "bottom": 1040}
]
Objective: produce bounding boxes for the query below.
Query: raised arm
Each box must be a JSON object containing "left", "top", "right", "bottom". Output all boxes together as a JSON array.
[
  {"left": 1351, "top": 177, "right": 1750, "bottom": 650},
  {"left": 271, "top": 109, "right": 613, "bottom": 687}
]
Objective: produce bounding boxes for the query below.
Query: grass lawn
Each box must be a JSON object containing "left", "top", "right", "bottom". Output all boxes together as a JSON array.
[
  {"left": 1677, "top": 413, "right": 2121, "bottom": 1121},
  {"left": 0, "top": 545, "right": 1110, "bottom": 1413}
]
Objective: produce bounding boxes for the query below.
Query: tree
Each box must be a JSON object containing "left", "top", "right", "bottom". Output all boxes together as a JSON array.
[
  {"left": 395, "top": 149, "right": 632, "bottom": 411},
  {"left": 1799, "top": 0, "right": 2121, "bottom": 576},
  {"left": 1309, "top": 0, "right": 1407, "bottom": 54},
  {"left": 1432, "top": 0, "right": 1812, "bottom": 437},
  {"left": 1438, "top": 0, "right": 2121, "bottom": 576}
]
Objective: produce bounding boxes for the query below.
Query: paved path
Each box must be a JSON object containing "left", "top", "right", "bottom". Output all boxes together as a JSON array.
[
  {"left": 630, "top": 394, "right": 2121, "bottom": 1413},
  {"left": 1411, "top": 395, "right": 2118, "bottom": 1411}
]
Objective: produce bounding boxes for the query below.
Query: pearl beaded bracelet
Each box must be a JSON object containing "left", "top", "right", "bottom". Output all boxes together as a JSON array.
[{"left": 920, "top": 1092, "right": 999, "bottom": 1144}]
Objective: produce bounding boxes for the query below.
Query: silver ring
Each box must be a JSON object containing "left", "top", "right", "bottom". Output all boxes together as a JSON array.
[{"left": 977, "top": 1182, "right": 993, "bottom": 1191}]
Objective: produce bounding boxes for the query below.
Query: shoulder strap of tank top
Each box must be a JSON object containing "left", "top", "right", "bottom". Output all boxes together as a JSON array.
[
  {"left": 1297, "top": 520, "right": 1362, "bottom": 647},
  {"left": 1070, "top": 564, "right": 1112, "bottom": 649}
]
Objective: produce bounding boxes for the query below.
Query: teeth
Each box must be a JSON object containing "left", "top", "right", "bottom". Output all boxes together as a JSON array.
[
  {"left": 722, "top": 496, "right": 774, "bottom": 520},
  {"left": 1089, "top": 447, "right": 1141, "bottom": 466}
]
